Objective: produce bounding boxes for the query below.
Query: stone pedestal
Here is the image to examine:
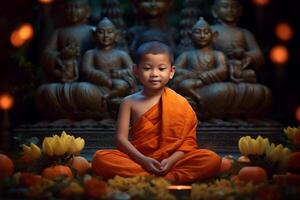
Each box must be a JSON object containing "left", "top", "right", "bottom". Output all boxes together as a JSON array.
[{"left": 13, "top": 119, "right": 284, "bottom": 160}]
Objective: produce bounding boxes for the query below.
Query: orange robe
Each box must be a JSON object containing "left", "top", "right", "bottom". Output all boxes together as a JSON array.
[{"left": 92, "top": 88, "right": 221, "bottom": 183}]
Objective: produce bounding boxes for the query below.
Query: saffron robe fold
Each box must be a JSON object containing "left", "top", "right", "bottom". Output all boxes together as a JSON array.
[{"left": 92, "top": 88, "right": 221, "bottom": 183}]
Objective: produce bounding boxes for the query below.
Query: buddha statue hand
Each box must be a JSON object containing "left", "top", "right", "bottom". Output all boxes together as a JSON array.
[
  {"left": 229, "top": 60, "right": 244, "bottom": 83},
  {"left": 241, "top": 55, "right": 253, "bottom": 70}
]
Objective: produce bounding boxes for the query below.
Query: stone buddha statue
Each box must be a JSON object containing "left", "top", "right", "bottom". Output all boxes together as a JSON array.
[
  {"left": 36, "top": 0, "right": 108, "bottom": 120},
  {"left": 211, "top": 0, "right": 263, "bottom": 83},
  {"left": 128, "top": 0, "right": 177, "bottom": 57},
  {"left": 81, "top": 17, "right": 136, "bottom": 100},
  {"left": 173, "top": 17, "right": 228, "bottom": 110},
  {"left": 174, "top": 18, "right": 227, "bottom": 99},
  {"left": 173, "top": 17, "right": 272, "bottom": 119},
  {"left": 42, "top": 0, "right": 94, "bottom": 82}
]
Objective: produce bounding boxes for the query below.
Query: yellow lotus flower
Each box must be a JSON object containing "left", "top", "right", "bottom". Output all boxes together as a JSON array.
[
  {"left": 67, "top": 136, "right": 77, "bottom": 154},
  {"left": 75, "top": 137, "right": 84, "bottom": 153},
  {"left": 42, "top": 137, "right": 54, "bottom": 156},
  {"left": 52, "top": 134, "right": 67, "bottom": 156},
  {"left": 239, "top": 136, "right": 251, "bottom": 155},
  {"left": 67, "top": 137, "right": 85, "bottom": 154},
  {"left": 238, "top": 135, "right": 269, "bottom": 156},
  {"left": 283, "top": 126, "right": 300, "bottom": 140},
  {"left": 30, "top": 143, "right": 42, "bottom": 159},
  {"left": 266, "top": 143, "right": 291, "bottom": 166},
  {"left": 42, "top": 131, "right": 85, "bottom": 156}
]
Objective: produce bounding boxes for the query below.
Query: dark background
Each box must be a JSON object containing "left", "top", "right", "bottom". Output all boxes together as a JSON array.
[{"left": 0, "top": 0, "right": 299, "bottom": 128}]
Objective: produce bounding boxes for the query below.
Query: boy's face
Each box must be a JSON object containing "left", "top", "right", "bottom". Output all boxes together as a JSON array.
[{"left": 134, "top": 53, "right": 175, "bottom": 91}]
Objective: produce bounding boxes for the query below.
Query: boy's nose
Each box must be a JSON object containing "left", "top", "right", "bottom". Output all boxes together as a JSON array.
[{"left": 150, "top": 69, "right": 159, "bottom": 76}]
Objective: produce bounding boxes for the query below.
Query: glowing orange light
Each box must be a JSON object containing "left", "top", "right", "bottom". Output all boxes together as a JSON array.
[
  {"left": 0, "top": 93, "right": 14, "bottom": 110},
  {"left": 275, "top": 22, "right": 293, "bottom": 41},
  {"left": 10, "top": 23, "right": 34, "bottom": 47},
  {"left": 18, "top": 23, "right": 34, "bottom": 41},
  {"left": 269, "top": 45, "right": 289, "bottom": 65},
  {"left": 10, "top": 30, "right": 25, "bottom": 47},
  {"left": 295, "top": 106, "right": 300, "bottom": 122},
  {"left": 168, "top": 185, "right": 192, "bottom": 190},
  {"left": 252, "top": 0, "right": 270, "bottom": 6},
  {"left": 39, "top": 0, "right": 54, "bottom": 4}
]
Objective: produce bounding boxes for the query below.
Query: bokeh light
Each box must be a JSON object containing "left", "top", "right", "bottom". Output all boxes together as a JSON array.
[
  {"left": 10, "top": 30, "right": 25, "bottom": 47},
  {"left": 269, "top": 45, "right": 289, "bottom": 65},
  {"left": 295, "top": 106, "right": 300, "bottom": 122},
  {"left": 38, "top": 0, "right": 54, "bottom": 4},
  {"left": 252, "top": 0, "right": 270, "bottom": 6},
  {"left": 18, "top": 23, "right": 34, "bottom": 41},
  {"left": 0, "top": 93, "right": 14, "bottom": 110},
  {"left": 10, "top": 23, "right": 34, "bottom": 47},
  {"left": 275, "top": 22, "right": 293, "bottom": 41}
]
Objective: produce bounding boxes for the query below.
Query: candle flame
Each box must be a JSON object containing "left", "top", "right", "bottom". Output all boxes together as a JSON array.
[
  {"left": 168, "top": 185, "right": 192, "bottom": 190},
  {"left": 39, "top": 0, "right": 54, "bottom": 4}
]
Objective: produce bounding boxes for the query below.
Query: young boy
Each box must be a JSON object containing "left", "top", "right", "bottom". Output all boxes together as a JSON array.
[{"left": 92, "top": 41, "right": 221, "bottom": 184}]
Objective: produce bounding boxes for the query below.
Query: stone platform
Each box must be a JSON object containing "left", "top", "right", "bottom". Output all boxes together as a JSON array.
[{"left": 13, "top": 118, "right": 285, "bottom": 160}]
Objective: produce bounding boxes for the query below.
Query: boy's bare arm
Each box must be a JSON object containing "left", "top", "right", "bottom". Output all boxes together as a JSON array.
[{"left": 115, "top": 99, "right": 162, "bottom": 174}]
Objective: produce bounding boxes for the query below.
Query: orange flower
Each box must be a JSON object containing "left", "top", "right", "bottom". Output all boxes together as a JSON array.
[
  {"left": 0, "top": 153, "right": 14, "bottom": 180},
  {"left": 42, "top": 165, "right": 73, "bottom": 180},
  {"left": 84, "top": 178, "right": 107, "bottom": 198},
  {"left": 69, "top": 156, "right": 91, "bottom": 175},
  {"left": 20, "top": 172, "right": 42, "bottom": 187},
  {"left": 238, "top": 166, "right": 268, "bottom": 184}
]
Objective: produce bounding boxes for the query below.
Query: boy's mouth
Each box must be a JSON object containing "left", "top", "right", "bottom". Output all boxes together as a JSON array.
[{"left": 149, "top": 80, "right": 161, "bottom": 84}]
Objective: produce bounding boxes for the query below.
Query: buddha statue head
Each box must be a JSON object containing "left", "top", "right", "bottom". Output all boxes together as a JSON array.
[
  {"left": 190, "top": 17, "right": 217, "bottom": 48},
  {"left": 65, "top": 0, "right": 91, "bottom": 25},
  {"left": 93, "top": 17, "right": 118, "bottom": 49},
  {"left": 131, "top": 0, "right": 173, "bottom": 18},
  {"left": 212, "top": 0, "right": 242, "bottom": 25}
]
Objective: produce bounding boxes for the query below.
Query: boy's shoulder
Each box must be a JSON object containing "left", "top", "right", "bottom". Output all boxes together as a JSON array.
[{"left": 122, "top": 91, "right": 144, "bottom": 104}]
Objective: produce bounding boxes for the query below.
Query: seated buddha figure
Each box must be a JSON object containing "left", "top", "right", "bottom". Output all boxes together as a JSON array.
[
  {"left": 36, "top": 0, "right": 108, "bottom": 120},
  {"left": 174, "top": 17, "right": 271, "bottom": 119},
  {"left": 211, "top": 0, "right": 263, "bottom": 83},
  {"left": 81, "top": 17, "right": 136, "bottom": 101},
  {"left": 42, "top": 0, "right": 94, "bottom": 82},
  {"left": 173, "top": 17, "right": 228, "bottom": 111},
  {"left": 128, "top": 0, "right": 177, "bottom": 58}
]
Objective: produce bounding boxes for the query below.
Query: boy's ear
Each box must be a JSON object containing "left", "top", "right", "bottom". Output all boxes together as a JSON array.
[{"left": 170, "top": 65, "right": 176, "bottom": 79}]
